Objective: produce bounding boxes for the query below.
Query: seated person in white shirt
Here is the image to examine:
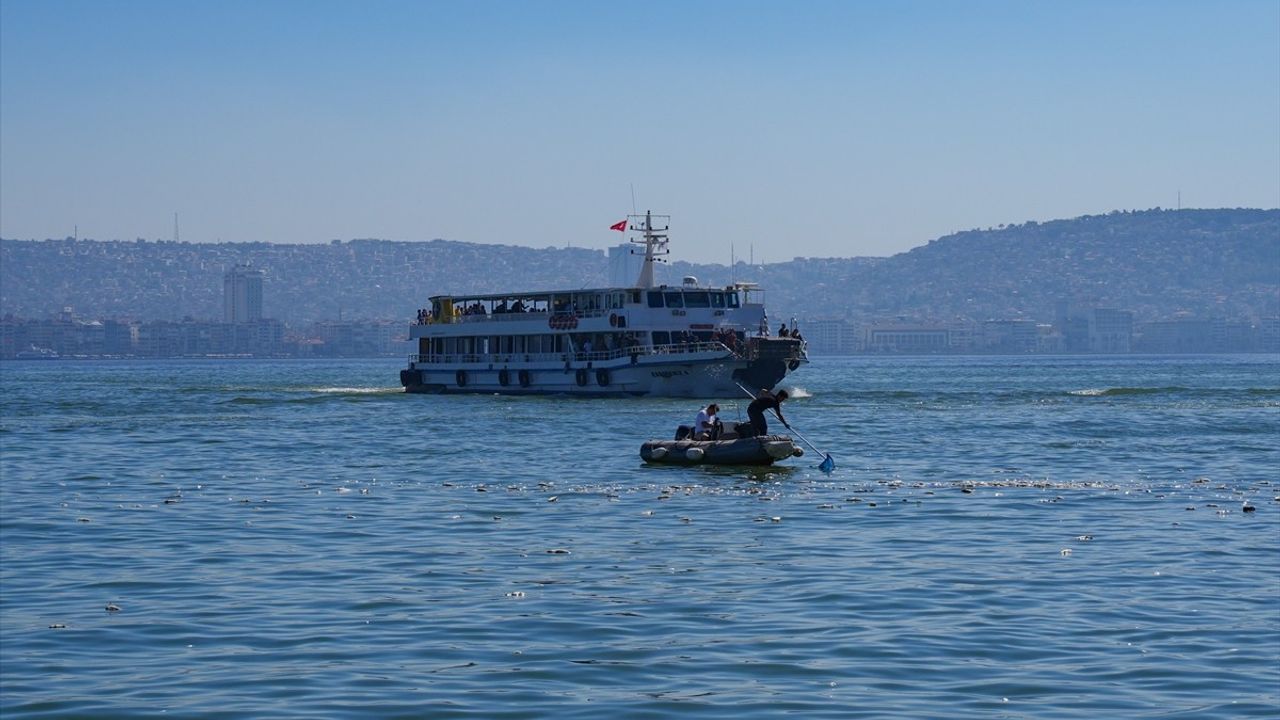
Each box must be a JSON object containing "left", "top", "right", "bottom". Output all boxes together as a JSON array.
[{"left": 693, "top": 403, "right": 722, "bottom": 440}]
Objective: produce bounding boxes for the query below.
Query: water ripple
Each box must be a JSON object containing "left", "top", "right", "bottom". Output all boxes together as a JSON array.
[{"left": 1, "top": 357, "right": 1277, "bottom": 718}]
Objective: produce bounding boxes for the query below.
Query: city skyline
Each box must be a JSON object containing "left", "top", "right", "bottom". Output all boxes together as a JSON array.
[{"left": 1, "top": 0, "right": 1277, "bottom": 264}]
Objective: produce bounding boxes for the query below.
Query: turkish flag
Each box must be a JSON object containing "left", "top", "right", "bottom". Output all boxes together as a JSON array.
[{"left": 609, "top": 219, "right": 627, "bottom": 232}]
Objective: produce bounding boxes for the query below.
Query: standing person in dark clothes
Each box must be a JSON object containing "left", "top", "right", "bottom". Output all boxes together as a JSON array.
[{"left": 747, "top": 389, "right": 789, "bottom": 437}]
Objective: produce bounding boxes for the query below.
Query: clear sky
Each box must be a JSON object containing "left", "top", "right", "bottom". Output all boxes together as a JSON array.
[{"left": 2, "top": 0, "right": 1277, "bottom": 263}]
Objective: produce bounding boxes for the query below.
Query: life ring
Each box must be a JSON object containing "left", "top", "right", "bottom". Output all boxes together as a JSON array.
[
  {"left": 575, "top": 368, "right": 588, "bottom": 387},
  {"left": 596, "top": 369, "right": 610, "bottom": 387},
  {"left": 498, "top": 369, "right": 510, "bottom": 386},
  {"left": 518, "top": 369, "right": 531, "bottom": 387},
  {"left": 609, "top": 313, "right": 618, "bottom": 327},
  {"left": 455, "top": 370, "right": 468, "bottom": 387}
]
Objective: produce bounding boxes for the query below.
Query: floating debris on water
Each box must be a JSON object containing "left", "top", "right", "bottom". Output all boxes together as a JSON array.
[
  {"left": 546, "top": 548, "right": 571, "bottom": 554},
  {"left": 105, "top": 603, "right": 121, "bottom": 612},
  {"left": 1060, "top": 548, "right": 1073, "bottom": 556}
]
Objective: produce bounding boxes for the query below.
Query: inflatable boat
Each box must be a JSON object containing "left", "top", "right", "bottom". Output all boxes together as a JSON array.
[{"left": 640, "top": 434, "right": 804, "bottom": 466}]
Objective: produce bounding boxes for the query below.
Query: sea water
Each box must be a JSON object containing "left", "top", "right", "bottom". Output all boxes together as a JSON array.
[{"left": 1, "top": 356, "right": 1277, "bottom": 718}]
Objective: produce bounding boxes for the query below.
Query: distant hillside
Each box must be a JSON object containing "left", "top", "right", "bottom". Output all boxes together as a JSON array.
[
  {"left": 757, "top": 208, "right": 1280, "bottom": 322},
  {"left": 2, "top": 208, "right": 1277, "bottom": 324}
]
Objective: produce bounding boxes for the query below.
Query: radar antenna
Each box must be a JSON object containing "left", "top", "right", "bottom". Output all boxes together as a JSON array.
[{"left": 628, "top": 210, "right": 671, "bottom": 288}]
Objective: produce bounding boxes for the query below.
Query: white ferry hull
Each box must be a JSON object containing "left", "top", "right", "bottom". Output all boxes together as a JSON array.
[
  {"left": 402, "top": 339, "right": 804, "bottom": 397},
  {"left": 404, "top": 357, "right": 760, "bottom": 397}
]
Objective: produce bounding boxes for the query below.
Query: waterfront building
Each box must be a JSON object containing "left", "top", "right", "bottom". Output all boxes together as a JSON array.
[
  {"left": 865, "top": 325, "right": 950, "bottom": 354},
  {"left": 1088, "top": 308, "right": 1134, "bottom": 353},
  {"left": 981, "top": 320, "right": 1038, "bottom": 353},
  {"left": 799, "top": 318, "right": 856, "bottom": 355}
]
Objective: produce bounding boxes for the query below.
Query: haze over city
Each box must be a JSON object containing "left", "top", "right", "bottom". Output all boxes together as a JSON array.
[{"left": 2, "top": 0, "right": 1277, "bottom": 264}]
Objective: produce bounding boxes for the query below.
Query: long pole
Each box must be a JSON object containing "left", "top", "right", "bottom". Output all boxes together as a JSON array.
[{"left": 735, "top": 382, "right": 834, "bottom": 471}]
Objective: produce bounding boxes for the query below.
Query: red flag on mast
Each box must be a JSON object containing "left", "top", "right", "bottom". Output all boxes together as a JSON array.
[{"left": 609, "top": 219, "right": 627, "bottom": 232}]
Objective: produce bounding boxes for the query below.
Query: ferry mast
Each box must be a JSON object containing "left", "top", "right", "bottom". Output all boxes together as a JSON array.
[{"left": 629, "top": 210, "right": 670, "bottom": 288}]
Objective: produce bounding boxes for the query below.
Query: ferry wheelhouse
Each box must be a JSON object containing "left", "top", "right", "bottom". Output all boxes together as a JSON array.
[{"left": 400, "top": 213, "right": 806, "bottom": 396}]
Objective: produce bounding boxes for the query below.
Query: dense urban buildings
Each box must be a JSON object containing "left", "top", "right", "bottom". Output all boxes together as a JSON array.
[{"left": 2, "top": 209, "right": 1277, "bottom": 358}]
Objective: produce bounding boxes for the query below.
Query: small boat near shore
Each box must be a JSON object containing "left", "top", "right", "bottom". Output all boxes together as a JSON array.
[
  {"left": 15, "top": 345, "right": 59, "bottom": 360},
  {"left": 641, "top": 434, "right": 803, "bottom": 466}
]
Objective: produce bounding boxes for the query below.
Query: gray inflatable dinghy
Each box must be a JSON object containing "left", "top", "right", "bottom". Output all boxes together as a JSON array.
[{"left": 640, "top": 434, "right": 803, "bottom": 466}]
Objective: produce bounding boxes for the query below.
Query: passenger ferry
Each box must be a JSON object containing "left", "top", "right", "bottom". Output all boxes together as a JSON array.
[{"left": 400, "top": 212, "right": 807, "bottom": 396}]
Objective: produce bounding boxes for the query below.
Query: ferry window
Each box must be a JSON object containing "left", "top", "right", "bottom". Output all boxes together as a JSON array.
[
  {"left": 727, "top": 292, "right": 740, "bottom": 308},
  {"left": 652, "top": 331, "right": 670, "bottom": 345},
  {"left": 629, "top": 290, "right": 641, "bottom": 304},
  {"left": 663, "top": 291, "right": 684, "bottom": 308},
  {"left": 647, "top": 291, "right": 664, "bottom": 308},
  {"left": 684, "top": 291, "right": 710, "bottom": 308},
  {"left": 711, "top": 292, "right": 725, "bottom": 308}
]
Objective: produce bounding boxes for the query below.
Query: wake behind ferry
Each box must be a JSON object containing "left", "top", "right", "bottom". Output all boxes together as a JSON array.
[{"left": 400, "top": 212, "right": 807, "bottom": 396}]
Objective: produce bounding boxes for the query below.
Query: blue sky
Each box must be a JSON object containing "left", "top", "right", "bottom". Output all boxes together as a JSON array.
[{"left": 2, "top": 0, "right": 1277, "bottom": 263}]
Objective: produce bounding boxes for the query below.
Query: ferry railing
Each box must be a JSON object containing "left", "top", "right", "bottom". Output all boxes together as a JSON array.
[
  {"left": 412, "top": 308, "right": 623, "bottom": 326},
  {"left": 408, "top": 341, "right": 733, "bottom": 366}
]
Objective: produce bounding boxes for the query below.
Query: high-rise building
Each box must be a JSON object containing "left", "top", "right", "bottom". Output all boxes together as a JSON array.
[{"left": 223, "top": 264, "right": 264, "bottom": 323}]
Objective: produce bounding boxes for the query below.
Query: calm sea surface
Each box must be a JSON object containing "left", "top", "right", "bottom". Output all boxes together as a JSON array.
[{"left": 1, "top": 356, "right": 1277, "bottom": 719}]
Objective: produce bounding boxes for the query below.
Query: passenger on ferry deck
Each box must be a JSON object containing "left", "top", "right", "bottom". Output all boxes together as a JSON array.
[
  {"left": 512, "top": 299, "right": 525, "bottom": 312},
  {"left": 495, "top": 300, "right": 508, "bottom": 314},
  {"left": 778, "top": 323, "right": 789, "bottom": 337}
]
